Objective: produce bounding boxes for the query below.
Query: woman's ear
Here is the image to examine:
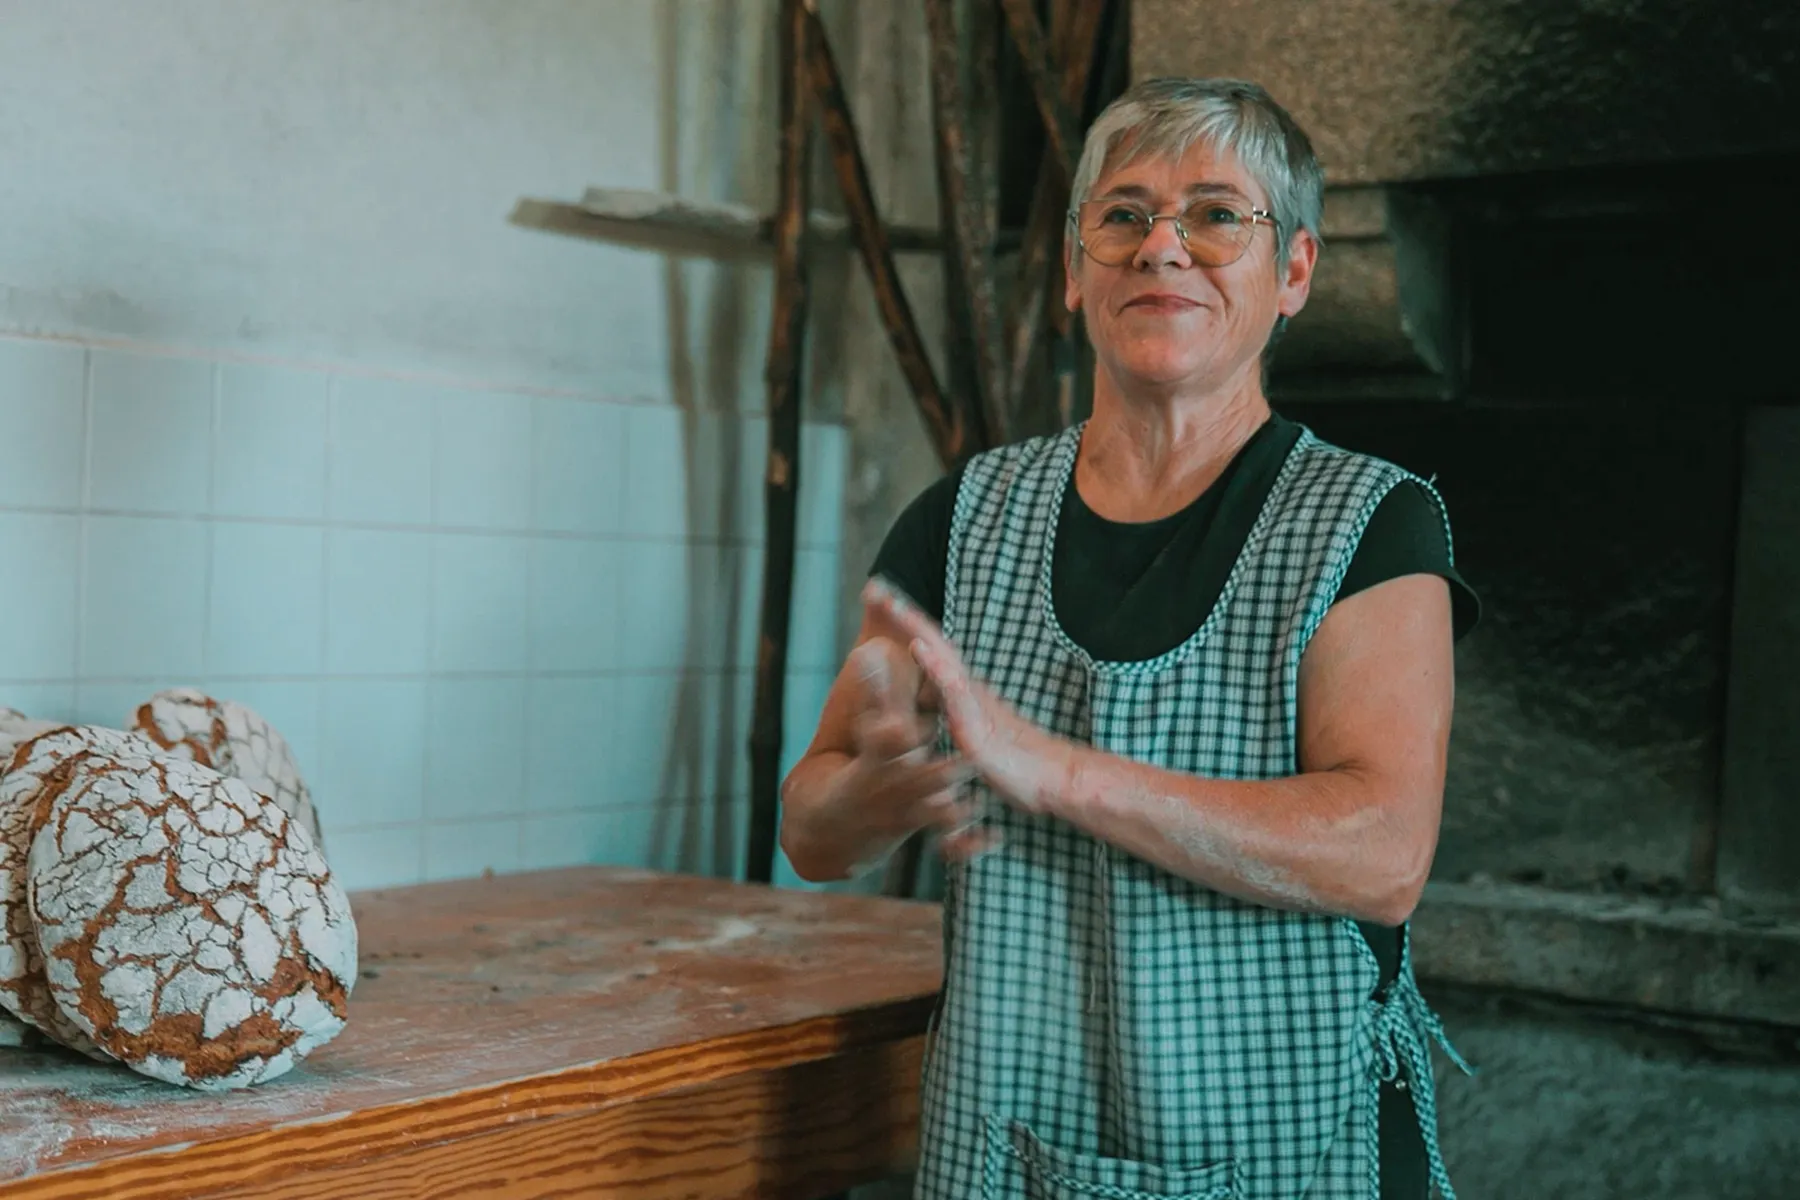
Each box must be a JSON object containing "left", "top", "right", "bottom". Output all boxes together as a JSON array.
[
  {"left": 1277, "top": 227, "right": 1319, "bottom": 319},
  {"left": 1064, "top": 239, "right": 1084, "bottom": 313}
]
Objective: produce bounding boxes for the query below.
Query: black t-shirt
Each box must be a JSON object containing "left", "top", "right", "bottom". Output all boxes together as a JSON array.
[
  {"left": 872, "top": 414, "right": 1479, "bottom": 657},
  {"left": 868, "top": 413, "right": 1479, "bottom": 1200}
]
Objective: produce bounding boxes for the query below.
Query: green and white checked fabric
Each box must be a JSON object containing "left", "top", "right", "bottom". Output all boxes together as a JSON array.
[{"left": 912, "top": 423, "right": 1472, "bottom": 1200}]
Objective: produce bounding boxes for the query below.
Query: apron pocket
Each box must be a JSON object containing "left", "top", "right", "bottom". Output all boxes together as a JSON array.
[{"left": 983, "top": 1115, "right": 1239, "bottom": 1200}]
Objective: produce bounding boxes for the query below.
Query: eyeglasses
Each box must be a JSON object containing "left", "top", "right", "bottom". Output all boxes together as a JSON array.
[{"left": 1069, "top": 198, "right": 1279, "bottom": 268}]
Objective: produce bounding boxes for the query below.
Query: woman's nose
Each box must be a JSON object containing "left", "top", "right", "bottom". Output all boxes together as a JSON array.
[{"left": 1133, "top": 216, "right": 1191, "bottom": 268}]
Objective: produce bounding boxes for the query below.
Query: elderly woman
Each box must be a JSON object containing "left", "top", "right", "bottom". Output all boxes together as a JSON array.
[{"left": 780, "top": 77, "right": 1479, "bottom": 1200}]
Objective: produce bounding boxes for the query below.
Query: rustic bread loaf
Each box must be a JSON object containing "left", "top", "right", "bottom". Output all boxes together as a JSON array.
[
  {"left": 0, "top": 724, "right": 156, "bottom": 1059},
  {"left": 129, "top": 688, "right": 326, "bottom": 855},
  {"left": 0, "top": 708, "right": 63, "bottom": 766},
  {"left": 27, "top": 746, "right": 356, "bottom": 1090}
]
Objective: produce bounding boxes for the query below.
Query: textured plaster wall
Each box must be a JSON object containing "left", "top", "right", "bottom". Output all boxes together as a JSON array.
[{"left": 1132, "top": 0, "right": 1800, "bottom": 184}]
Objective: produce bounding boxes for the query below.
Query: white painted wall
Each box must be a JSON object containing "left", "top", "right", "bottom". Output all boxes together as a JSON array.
[{"left": 0, "top": 0, "right": 780, "bottom": 401}]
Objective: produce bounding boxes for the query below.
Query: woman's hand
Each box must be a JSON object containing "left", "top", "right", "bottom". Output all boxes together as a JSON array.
[
  {"left": 863, "top": 578, "right": 1069, "bottom": 819},
  {"left": 835, "top": 633, "right": 979, "bottom": 852}
]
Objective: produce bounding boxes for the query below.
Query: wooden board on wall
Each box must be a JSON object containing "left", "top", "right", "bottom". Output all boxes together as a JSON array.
[{"left": 1719, "top": 406, "right": 1800, "bottom": 910}]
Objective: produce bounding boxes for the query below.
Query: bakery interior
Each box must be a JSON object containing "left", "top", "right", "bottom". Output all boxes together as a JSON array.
[{"left": 1, "top": 2, "right": 1798, "bottom": 1198}]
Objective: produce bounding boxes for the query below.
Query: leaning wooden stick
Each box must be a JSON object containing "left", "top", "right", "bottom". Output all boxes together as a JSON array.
[
  {"left": 802, "top": 0, "right": 974, "bottom": 470},
  {"left": 745, "top": 0, "right": 814, "bottom": 886},
  {"left": 925, "top": 0, "right": 1008, "bottom": 449},
  {"left": 998, "top": 0, "right": 1085, "bottom": 184},
  {"left": 1006, "top": 159, "right": 1065, "bottom": 417},
  {"left": 1006, "top": 0, "right": 1113, "bottom": 416},
  {"left": 1048, "top": 0, "right": 1122, "bottom": 344}
]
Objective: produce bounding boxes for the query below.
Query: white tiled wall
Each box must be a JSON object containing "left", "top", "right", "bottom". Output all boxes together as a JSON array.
[{"left": 0, "top": 335, "right": 846, "bottom": 893}]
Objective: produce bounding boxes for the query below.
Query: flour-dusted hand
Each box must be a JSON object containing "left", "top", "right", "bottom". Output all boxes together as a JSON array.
[
  {"left": 781, "top": 577, "right": 1045, "bottom": 879},
  {"left": 863, "top": 578, "right": 1070, "bottom": 819},
  {"left": 837, "top": 632, "right": 978, "bottom": 849}
]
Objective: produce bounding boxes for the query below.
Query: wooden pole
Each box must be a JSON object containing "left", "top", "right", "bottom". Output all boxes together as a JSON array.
[
  {"left": 1005, "top": 158, "right": 1065, "bottom": 429},
  {"left": 745, "top": 0, "right": 815, "bottom": 886},
  {"left": 1005, "top": 0, "right": 1111, "bottom": 425},
  {"left": 803, "top": 0, "right": 975, "bottom": 470},
  {"left": 968, "top": 0, "right": 1004, "bottom": 252},
  {"left": 1060, "top": 0, "right": 1130, "bottom": 427},
  {"left": 926, "top": 0, "right": 1008, "bottom": 448},
  {"left": 997, "top": 0, "right": 1084, "bottom": 183}
]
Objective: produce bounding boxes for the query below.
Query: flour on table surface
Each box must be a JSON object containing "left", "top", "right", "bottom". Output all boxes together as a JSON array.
[
  {"left": 130, "top": 688, "right": 327, "bottom": 855},
  {"left": 27, "top": 749, "right": 357, "bottom": 1090}
]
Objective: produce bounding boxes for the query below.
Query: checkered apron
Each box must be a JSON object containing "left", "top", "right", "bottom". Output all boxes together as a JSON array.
[{"left": 912, "top": 422, "right": 1472, "bottom": 1200}]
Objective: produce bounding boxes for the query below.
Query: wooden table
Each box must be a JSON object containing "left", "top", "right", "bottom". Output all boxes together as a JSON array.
[{"left": 0, "top": 866, "right": 944, "bottom": 1199}]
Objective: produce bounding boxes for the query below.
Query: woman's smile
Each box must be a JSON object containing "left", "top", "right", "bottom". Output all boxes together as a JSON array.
[{"left": 1120, "top": 291, "right": 1204, "bottom": 313}]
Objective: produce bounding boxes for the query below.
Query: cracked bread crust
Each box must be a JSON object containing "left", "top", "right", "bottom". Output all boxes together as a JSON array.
[
  {"left": 0, "top": 708, "right": 62, "bottom": 766},
  {"left": 0, "top": 725, "right": 159, "bottom": 1059},
  {"left": 129, "top": 689, "right": 326, "bottom": 856},
  {"left": 26, "top": 748, "right": 356, "bottom": 1090}
]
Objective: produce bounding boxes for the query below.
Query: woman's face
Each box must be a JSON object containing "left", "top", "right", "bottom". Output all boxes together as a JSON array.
[{"left": 1064, "top": 138, "right": 1317, "bottom": 397}]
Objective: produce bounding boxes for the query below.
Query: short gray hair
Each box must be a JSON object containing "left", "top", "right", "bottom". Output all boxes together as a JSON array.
[{"left": 1068, "top": 77, "right": 1324, "bottom": 272}]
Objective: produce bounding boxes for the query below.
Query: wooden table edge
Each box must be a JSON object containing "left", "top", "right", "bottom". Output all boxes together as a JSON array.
[{"left": 4, "top": 993, "right": 940, "bottom": 1200}]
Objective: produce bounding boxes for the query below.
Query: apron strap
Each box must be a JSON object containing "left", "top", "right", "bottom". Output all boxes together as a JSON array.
[{"left": 1371, "top": 976, "right": 1476, "bottom": 1200}]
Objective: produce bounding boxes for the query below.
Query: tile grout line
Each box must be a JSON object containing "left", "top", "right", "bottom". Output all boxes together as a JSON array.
[
  {"left": 419, "top": 385, "right": 440, "bottom": 883},
  {"left": 519, "top": 394, "right": 539, "bottom": 866},
  {"left": 611, "top": 404, "right": 632, "bottom": 676},
  {"left": 0, "top": 500, "right": 837, "bottom": 551},
  {"left": 0, "top": 329, "right": 835, "bottom": 421},
  {"left": 200, "top": 361, "right": 221, "bottom": 679},
  {"left": 72, "top": 348, "right": 95, "bottom": 704},
  {"left": 318, "top": 374, "right": 337, "bottom": 772},
  {"left": 0, "top": 666, "right": 754, "bottom": 686}
]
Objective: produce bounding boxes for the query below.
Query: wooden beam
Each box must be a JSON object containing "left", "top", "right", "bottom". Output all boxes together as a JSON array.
[
  {"left": 998, "top": 0, "right": 1084, "bottom": 182},
  {"left": 802, "top": 0, "right": 974, "bottom": 469},
  {"left": 745, "top": 0, "right": 814, "bottom": 888},
  {"left": 968, "top": 0, "right": 1004, "bottom": 246},
  {"left": 1006, "top": 0, "right": 1111, "bottom": 422},
  {"left": 926, "top": 0, "right": 1008, "bottom": 448},
  {"left": 509, "top": 190, "right": 957, "bottom": 259}
]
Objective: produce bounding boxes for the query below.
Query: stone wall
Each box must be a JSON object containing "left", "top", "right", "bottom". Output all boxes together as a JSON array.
[
  {"left": 1132, "top": 0, "right": 1800, "bottom": 184},
  {"left": 1283, "top": 401, "right": 1740, "bottom": 894}
]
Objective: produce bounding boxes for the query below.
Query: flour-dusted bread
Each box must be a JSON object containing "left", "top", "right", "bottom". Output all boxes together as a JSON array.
[
  {"left": 129, "top": 688, "right": 326, "bottom": 855},
  {"left": 0, "top": 724, "right": 158, "bottom": 1059},
  {"left": 26, "top": 749, "right": 357, "bottom": 1090},
  {"left": 0, "top": 708, "right": 63, "bottom": 767}
]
